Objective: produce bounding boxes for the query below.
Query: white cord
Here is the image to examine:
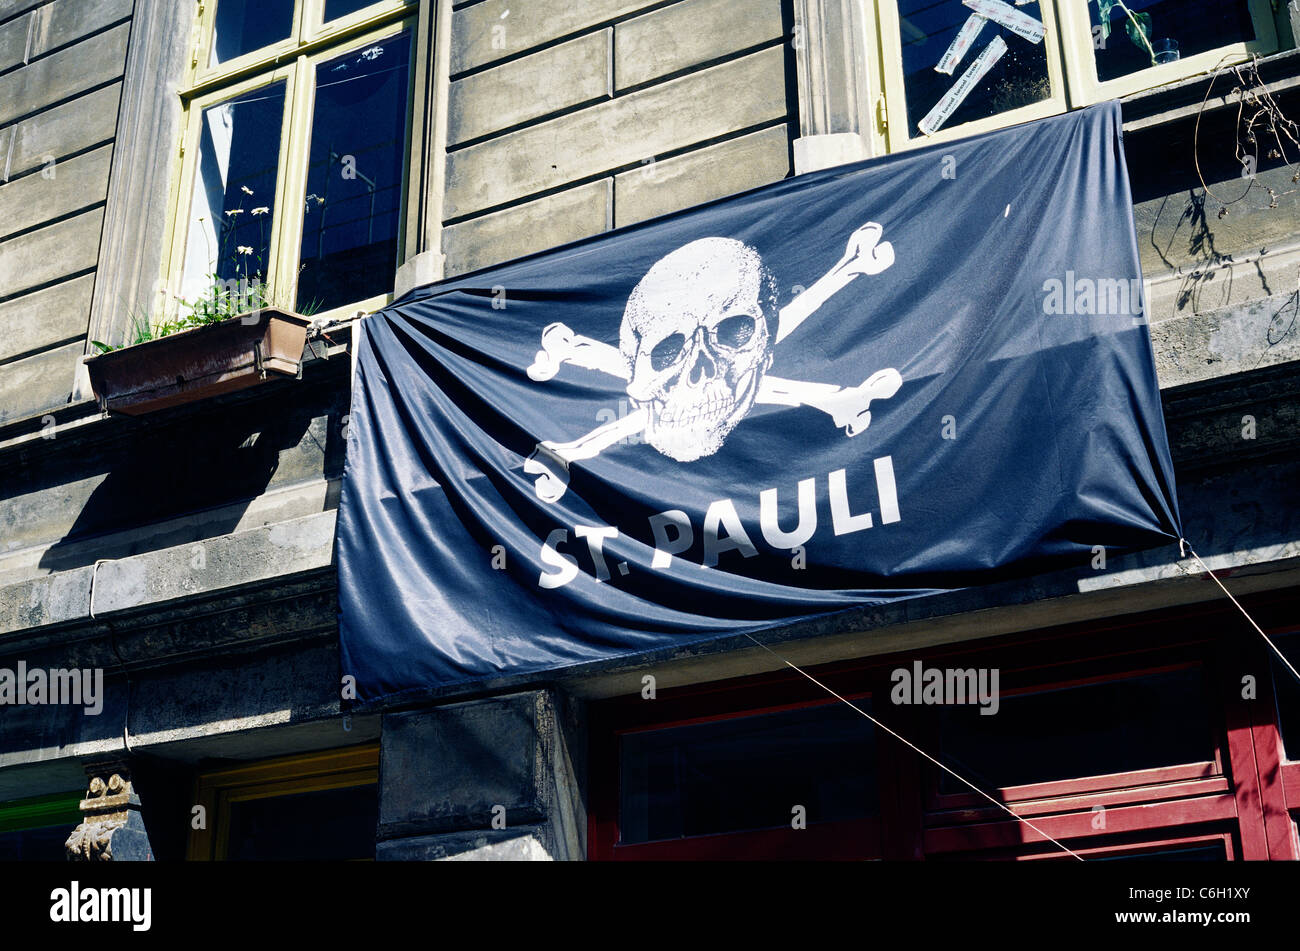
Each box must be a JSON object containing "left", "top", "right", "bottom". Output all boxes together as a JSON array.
[
  {"left": 1184, "top": 541, "right": 1300, "bottom": 689},
  {"left": 742, "top": 632, "right": 1085, "bottom": 861}
]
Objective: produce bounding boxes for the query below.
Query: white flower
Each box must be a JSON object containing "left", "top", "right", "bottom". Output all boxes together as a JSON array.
[
  {"left": 250, "top": 206, "right": 269, "bottom": 216},
  {"left": 241, "top": 186, "right": 254, "bottom": 195},
  {"left": 237, "top": 246, "right": 253, "bottom": 255},
  {"left": 226, "top": 209, "right": 244, "bottom": 216}
]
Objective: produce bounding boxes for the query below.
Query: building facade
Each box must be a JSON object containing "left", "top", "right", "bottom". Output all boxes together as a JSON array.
[{"left": 0, "top": 0, "right": 1298, "bottom": 861}]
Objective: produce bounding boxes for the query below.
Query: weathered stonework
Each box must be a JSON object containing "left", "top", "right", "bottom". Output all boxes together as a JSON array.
[{"left": 65, "top": 764, "right": 151, "bottom": 861}]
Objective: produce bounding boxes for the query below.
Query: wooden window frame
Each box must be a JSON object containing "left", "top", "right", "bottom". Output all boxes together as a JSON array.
[
  {"left": 866, "top": 0, "right": 1285, "bottom": 153},
  {"left": 921, "top": 654, "right": 1227, "bottom": 817},
  {"left": 590, "top": 670, "right": 895, "bottom": 861},
  {"left": 187, "top": 742, "right": 379, "bottom": 861},
  {"left": 1256, "top": 626, "right": 1300, "bottom": 856},
  {"left": 590, "top": 588, "right": 1300, "bottom": 861},
  {"left": 159, "top": 0, "right": 426, "bottom": 331},
  {"left": 873, "top": 0, "right": 1072, "bottom": 152},
  {"left": 1006, "top": 828, "right": 1239, "bottom": 861},
  {"left": 1055, "top": 0, "right": 1280, "bottom": 103}
]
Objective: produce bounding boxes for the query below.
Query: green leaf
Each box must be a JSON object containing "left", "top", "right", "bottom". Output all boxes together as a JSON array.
[
  {"left": 90, "top": 340, "right": 115, "bottom": 353},
  {"left": 1096, "top": 0, "right": 1114, "bottom": 42},
  {"left": 1125, "top": 10, "right": 1151, "bottom": 49}
]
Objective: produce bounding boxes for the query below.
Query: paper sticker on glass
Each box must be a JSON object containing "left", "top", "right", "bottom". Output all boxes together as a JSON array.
[{"left": 899, "top": 0, "right": 1052, "bottom": 137}]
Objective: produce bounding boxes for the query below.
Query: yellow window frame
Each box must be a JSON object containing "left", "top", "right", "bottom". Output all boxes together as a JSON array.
[
  {"left": 160, "top": 0, "right": 421, "bottom": 329},
  {"left": 868, "top": 0, "right": 1287, "bottom": 155},
  {"left": 188, "top": 0, "right": 416, "bottom": 93},
  {"left": 874, "top": 0, "right": 1072, "bottom": 152},
  {"left": 1055, "top": 0, "right": 1280, "bottom": 102},
  {"left": 187, "top": 742, "right": 379, "bottom": 861}
]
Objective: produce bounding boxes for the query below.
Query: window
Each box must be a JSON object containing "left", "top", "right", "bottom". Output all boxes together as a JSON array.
[
  {"left": 591, "top": 593, "right": 1300, "bottom": 860},
  {"left": 164, "top": 0, "right": 418, "bottom": 327},
  {"left": 620, "top": 701, "right": 879, "bottom": 845},
  {"left": 188, "top": 744, "right": 379, "bottom": 860},
  {"left": 918, "top": 651, "right": 1239, "bottom": 860},
  {"left": 934, "top": 664, "right": 1218, "bottom": 794},
  {"left": 592, "top": 677, "right": 887, "bottom": 860},
  {"left": 870, "top": 0, "right": 1281, "bottom": 149},
  {"left": 1267, "top": 629, "right": 1300, "bottom": 821},
  {"left": 1269, "top": 629, "right": 1300, "bottom": 762}
]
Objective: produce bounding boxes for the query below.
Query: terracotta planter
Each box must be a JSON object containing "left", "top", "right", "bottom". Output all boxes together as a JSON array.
[{"left": 85, "top": 309, "right": 312, "bottom": 416}]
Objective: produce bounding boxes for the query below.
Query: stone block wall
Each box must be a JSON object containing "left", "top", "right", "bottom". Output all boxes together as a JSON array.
[
  {"left": 440, "top": 0, "right": 796, "bottom": 275},
  {"left": 0, "top": 0, "right": 134, "bottom": 425}
]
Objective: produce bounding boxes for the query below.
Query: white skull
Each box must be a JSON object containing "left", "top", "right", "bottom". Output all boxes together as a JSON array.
[{"left": 620, "top": 238, "right": 776, "bottom": 462}]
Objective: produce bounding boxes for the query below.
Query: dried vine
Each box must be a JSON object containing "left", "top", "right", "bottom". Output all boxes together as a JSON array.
[{"left": 1193, "top": 54, "right": 1300, "bottom": 219}]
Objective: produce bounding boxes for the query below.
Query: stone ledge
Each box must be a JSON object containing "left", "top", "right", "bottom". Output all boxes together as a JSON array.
[
  {"left": 793, "top": 132, "right": 871, "bottom": 174},
  {"left": 376, "top": 826, "right": 554, "bottom": 861},
  {"left": 1121, "top": 48, "right": 1300, "bottom": 133},
  {"left": 0, "top": 510, "right": 337, "bottom": 638}
]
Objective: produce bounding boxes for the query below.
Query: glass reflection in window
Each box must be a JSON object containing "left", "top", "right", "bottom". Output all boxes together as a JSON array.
[
  {"left": 296, "top": 32, "right": 413, "bottom": 313},
  {"left": 180, "top": 82, "right": 286, "bottom": 313},
  {"left": 209, "top": 0, "right": 296, "bottom": 67}
]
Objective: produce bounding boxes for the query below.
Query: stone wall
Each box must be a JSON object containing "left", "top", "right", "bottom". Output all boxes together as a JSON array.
[
  {"left": 440, "top": 0, "right": 796, "bottom": 275},
  {"left": 0, "top": 0, "right": 134, "bottom": 425}
]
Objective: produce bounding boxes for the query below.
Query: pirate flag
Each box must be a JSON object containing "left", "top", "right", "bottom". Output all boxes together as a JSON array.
[{"left": 337, "top": 101, "right": 1180, "bottom": 701}]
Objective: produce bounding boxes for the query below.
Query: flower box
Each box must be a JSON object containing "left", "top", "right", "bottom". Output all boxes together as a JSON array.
[{"left": 84, "top": 309, "right": 312, "bottom": 416}]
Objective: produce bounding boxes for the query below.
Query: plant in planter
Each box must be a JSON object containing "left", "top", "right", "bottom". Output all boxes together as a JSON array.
[{"left": 85, "top": 189, "right": 321, "bottom": 416}]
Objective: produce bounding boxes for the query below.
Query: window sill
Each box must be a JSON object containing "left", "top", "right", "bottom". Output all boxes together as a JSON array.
[{"left": 1120, "top": 47, "right": 1300, "bottom": 132}]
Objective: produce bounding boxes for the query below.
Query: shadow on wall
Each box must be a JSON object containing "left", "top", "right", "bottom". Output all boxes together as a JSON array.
[
  {"left": 1126, "top": 84, "right": 1300, "bottom": 311},
  {"left": 34, "top": 383, "right": 347, "bottom": 574}
]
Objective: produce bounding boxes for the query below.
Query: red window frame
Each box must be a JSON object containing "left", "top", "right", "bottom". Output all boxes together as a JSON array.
[
  {"left": 1012, "top": 830, "right": 1239, "bottom": 862},
  {"left": 590, "top": 671, "right": 892, "bottom": 860},
  {"left": 588, "top": 586, "right": 1300, "bottom": 861}
]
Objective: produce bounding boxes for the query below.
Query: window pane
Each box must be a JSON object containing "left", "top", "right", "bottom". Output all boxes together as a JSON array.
[
  {"left": 1089, "top": 0, "right": 1257, "bottom": 83},
  {"left": 325, "top": 0, "right": 383, "bottom": 21},
  {"left": 938, "top": 667, "right": 1215, "bottom": 792},
  {"left": 898, "top": 0, "right": 1051, "bottom": 138},
  {"left": 210, "top": 0, "right": 296, "bottom": 67},
  {"left": 620, "top": 702, "right": 877, "bottom": 845},
  {"left": 296, "top": 32, "right": 413, "bottom": 313},
  {"left": 181, "top": 83, "right": 286, "bottom": 313},
  {"left": 225, "top": 785, "right": 377, "bottom": 860}
]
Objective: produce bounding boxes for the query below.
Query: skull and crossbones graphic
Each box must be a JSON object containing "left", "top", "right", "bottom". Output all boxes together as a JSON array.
[{"left": 523, "top": 221, "right": 902, "bottom": 502}]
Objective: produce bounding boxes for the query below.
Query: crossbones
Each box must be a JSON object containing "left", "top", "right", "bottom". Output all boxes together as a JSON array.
[{"left": 523, "top": 222, "right": 901, "bottom": 502}]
